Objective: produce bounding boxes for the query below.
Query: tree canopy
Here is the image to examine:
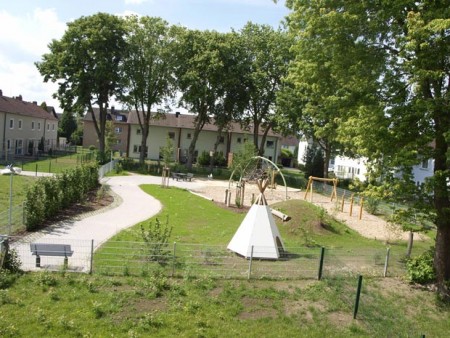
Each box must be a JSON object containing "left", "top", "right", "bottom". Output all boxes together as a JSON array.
[
  {"left": 284, "top": 0, "right": 450, "bottom": 300},
  {"left": 36, "top": 12, "right": 128, "bottom": 156}
]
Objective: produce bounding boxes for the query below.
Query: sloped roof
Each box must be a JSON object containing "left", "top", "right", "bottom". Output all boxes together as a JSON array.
[
  {"left": 127, "top": 110, "right": 280, "bottom": 137},
  {"left": 0, "top": 92, "right": 58, "bottom": 121}
]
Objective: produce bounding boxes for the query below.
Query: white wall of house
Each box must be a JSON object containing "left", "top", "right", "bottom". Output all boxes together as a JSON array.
[
  {"left": 412, "top": 159, "right": 434, "bottom": 186},
  {"left": 334, "top": 156, "right": 368, "bottom": 181},
  {"left": 0, "top": 112, "right": 57, "bottom": 158},
  {"left": 297, "top": 139, "right": 309, "bottom": 165},
  {"left": 128, "top": 124, "right": 280, "bottom": 163}
]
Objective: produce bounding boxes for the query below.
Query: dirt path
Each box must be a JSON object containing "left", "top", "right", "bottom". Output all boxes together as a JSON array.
[{"left": 191, "top": 179, "right": 421, "bottom": 242}]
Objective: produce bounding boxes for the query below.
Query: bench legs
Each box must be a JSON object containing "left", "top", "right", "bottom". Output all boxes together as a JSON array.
[{"left": 35, "top": 255, "right": 68, "bottom": 268}]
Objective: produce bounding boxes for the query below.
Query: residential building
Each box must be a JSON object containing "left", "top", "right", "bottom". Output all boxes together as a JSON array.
[
  {"left": 0, "top": 90, "right": 58, "bottom": 162},
  {"left": 83, "top": 107, "right": 129, "bottom": 155},
  {"left": 127, "top": 111, "right": 281, "bottom": 164},
  {"left": 83, "top": 109, "right": 282, "bottom": 164}
]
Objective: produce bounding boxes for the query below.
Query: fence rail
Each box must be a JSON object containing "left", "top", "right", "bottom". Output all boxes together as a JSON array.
[
  {"left": 0, "top": 160, "right": 117, "bottom": 236},
  {"left": 7, "top": 237, "right": 408, "bottom": 280}
]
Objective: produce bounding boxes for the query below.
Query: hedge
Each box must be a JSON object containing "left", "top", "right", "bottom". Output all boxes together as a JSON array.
[{"left": 25, "top": 163, "right": 99, "bottom": 230}]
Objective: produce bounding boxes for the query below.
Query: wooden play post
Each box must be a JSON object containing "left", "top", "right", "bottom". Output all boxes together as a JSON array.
[
  {"left": 359, "top": 197, "right": 364, "bottom": 220},
  {"left": 349, "top": 193, "right": 355, "bottom": 216},
  {"left": 341, "top": 191, "right": 346, "bottom": 212},
  {"left": 304, "top": 176, "right": 339, "bottom": 203}
]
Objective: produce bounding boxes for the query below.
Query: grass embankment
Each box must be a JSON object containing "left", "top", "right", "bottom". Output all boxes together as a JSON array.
[
  {"left": 1, "top": 266, "right": 449, "bottom": 336},
  {"left": 1, "top": 183, "right": 444, "bottom": 337}
]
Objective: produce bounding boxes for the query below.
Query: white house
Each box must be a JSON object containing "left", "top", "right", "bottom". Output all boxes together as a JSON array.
[{"left": 126, "top": 111, "right": 282, "bottom": 164}]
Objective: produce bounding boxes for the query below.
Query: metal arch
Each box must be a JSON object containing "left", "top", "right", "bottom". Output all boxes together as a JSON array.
[{"left": 228, "top": 156, "right": 288, "bottom": 201}]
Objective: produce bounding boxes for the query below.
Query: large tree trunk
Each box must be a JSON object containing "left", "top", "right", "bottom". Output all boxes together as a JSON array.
[
  {"left": 140, "top": 124, "right": 149, "bottom": 165},
  {"left": 433, "top": 121, "right": 450, "bottom": 300},
  {"left": 186, "top": 126, "right": 202, "bottom": 170}
]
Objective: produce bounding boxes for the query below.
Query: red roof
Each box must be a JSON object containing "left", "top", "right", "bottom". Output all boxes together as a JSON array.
[{"left": 0, "top": 92, "right": 57, "bottom": 120}]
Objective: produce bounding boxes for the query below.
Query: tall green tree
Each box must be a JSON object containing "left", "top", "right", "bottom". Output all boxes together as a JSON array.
[
  {"left": 239, "top": 23, "right": 292, "bottom": 157},
  {"left": 284, "top": 0, "right": 450, "bottom": 299},
  {"left": 58, "top": 110, "right": 77, "bottom": 142},
  {"left": 36, "top": 13, "right": 127, "bottom": 154},
  {"left": 172, "top": 28, "right": 228, "bottom": 169},
  {"left": 121, "top": 16, "right": 175, "bottom": 165}
]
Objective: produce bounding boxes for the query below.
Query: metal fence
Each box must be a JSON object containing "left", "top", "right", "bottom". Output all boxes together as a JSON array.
[
  {"left": 7, "top": 237, "right": 407, "bottom": 280},
  {"left": 0, "top": 160, "right": 117, "bottom": 236}
]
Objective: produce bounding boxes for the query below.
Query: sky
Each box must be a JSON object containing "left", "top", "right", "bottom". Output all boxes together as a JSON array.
[{"left": 0, "top": 0, "right": 289, "bottom": 113}]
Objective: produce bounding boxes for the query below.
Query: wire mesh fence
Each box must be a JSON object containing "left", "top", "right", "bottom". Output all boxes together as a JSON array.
[
  {"left": 0, "top": 203, "right": 25, "bottom": 235},
  {"left": 6, "top": 237, "right": 410, "bottom": 280}
]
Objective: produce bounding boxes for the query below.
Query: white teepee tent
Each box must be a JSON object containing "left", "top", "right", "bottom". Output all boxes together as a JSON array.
[{"left": 227, "top": 179, "right": 285, "bottom": 259}]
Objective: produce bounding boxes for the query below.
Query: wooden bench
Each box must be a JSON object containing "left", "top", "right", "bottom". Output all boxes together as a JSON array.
[{"left": 30, "top": 243, "right": 74, "bottom": 268}]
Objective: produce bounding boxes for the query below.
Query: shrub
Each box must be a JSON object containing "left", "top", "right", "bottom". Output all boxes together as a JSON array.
[
  {"left": 25, "top": 163, "right": 99, "bottom": 230},
  {"left": 140, "top": 217, "right": 173, "bottom": 264},
  {"left": 2, "top": 248, "right": 22, "bottom": 273},
  {"left": 364, "top": 197, "right": 380, "bottom": 215},
  {"left": 406, "top": 248, "right": 436, "bottom": 284}
]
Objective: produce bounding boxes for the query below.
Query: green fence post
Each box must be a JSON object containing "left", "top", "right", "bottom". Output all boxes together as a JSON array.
[
  {"left": 383, "top": 247, "right": 391, "bottom": 277},
  {"left": 353, "top": 275, "right": 363, "bottom": 319},
  {"left": 49, "top": 161, "right": 51, "bottom": 173},
  {"left": 35, "top": 163, "right": 38, "bottom": 176},
  {"left": 248, "top": 245, "right": 254, "bottom": 280},
  {"left": 172, "top": 242, "right": 177, "bottom": 277},
  {"left": 89, "top": 239, "right": 94, "bottom": 274},
  {"left": 318, "top": 247, "right": 325, "bottom": 280}
]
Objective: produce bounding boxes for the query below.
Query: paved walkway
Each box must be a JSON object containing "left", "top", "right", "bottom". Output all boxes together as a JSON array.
[{"left": 12, "top": 174, "right": 207, "bottom": 272}]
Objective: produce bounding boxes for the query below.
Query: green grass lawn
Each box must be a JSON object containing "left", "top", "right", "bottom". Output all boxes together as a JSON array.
[
  {"left": 0, "top": 175, "right": 37, "bottom": 212},
  {"left": 1, "top": 269, "right": 449, "bottom": 337},
  {"left": 0, "top": 182, "right": 447, "bottom": 337}
]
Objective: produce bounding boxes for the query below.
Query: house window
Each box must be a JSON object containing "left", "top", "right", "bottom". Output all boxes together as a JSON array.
[
  {"left": 136, "top": 129, "right": 141, "bottom": 135},
  {"left": 6, "top": 140, "right": 11, "bottom": 150},
  {"left": 237, "top": 137, "right": 241, "bottom": 144},
  {"left": 187, "top": 133, "right": 191, "bottom": 139},
  {"left": 9, "top": 119, "right": 14, "bottom": 129},
  {"left": 18, "top": 120, "right": 23, "bottom": 130},
  {"left": 421, "top": 159, "right": 429, "bottom": 169},
  {"left": 168, "top": 132, "right": 175, "bottom": 139},
  {"left": 15, "top": 140, "right": 23, "bottom": 155},
  {"left": 47, "top": 123, "right": 50, "bottom": 131},
  {"left": 52, "top": 124, "right": 55, "bottom": 131},
  {"left": 266, "top": 140, "right": 274, "bottom": 148},
  {"left": 31, "top": 121, "right": 35, "bottom": 130},
  {"left": 38, "top": 122, "right": 41, "bottom": 130},
  {"left": 218, "top": 136, "right": 224, "bottom": 144},
  {"left": 116, "top": 139, "right": 122, "bottom": 145},
  {"left": 133, "top": 145, "right": 138, "bottom": 153},
  {"left": 115, "top": 127, "right": 123, "bottom": 134}
]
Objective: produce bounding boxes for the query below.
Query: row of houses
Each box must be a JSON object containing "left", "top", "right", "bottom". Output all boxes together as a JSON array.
[
  {"left": 0, "top": 90, "right": 435, "bottom": 186},
  {"left": 0, "top": 91, "right": 288, "bottom": 165},
  {"left": 82, "top": 108, "right": 285, "bottom": 164},
  {"left": 297, "top": 139, "right": 434, "bottom": 186},
  {"left": 0, "top": 90, "right": 58, "bottom": 162}
]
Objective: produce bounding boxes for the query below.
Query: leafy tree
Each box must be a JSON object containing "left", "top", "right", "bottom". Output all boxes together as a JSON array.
[
  {"left": 104, "top": 121, "right": 117, "bottom": 155},
  {"left": 229, "top": 142, "right": 258, "bottom": 181},
  {"left": 284, "top": 1, "right": 450, "bottom": 299},
  {"left": 58, "top": 110, "right": 77, "bottom": 142},
  {"left": 121, "top": 16, "right": 175, "bottom": 165},
  {"left": 36, "top": 13, "right": 128, "bottom": 155},
  {"left": 160, "top": 137, "right": 174, "bottom": 169},
  {"left": 172, "top": 28, "right": 229, "bottom": 169},
  {"left": 303, "top": 143, "right": 324, "bottom": 178},
  {"left": 238, "top": 23, "right": 292, "bottom": 156}
]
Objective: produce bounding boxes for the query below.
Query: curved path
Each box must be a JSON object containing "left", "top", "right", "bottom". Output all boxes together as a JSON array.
[{"left": 12, "top": 174, "right": 208, "bottom": 271}]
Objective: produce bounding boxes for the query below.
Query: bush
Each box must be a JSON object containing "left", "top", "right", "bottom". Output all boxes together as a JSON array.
[
  {"left": 406, "top": 248, "right": 436, "bottom": 284},
  {"left": 25, "top": 163, "right": 99, "bottom": 230},
  {"left": 364, "top": 197, "right": 380, "bottom": 215},
  {"left": 140, "top": 217, "right": 173, "bottom": 264}
]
